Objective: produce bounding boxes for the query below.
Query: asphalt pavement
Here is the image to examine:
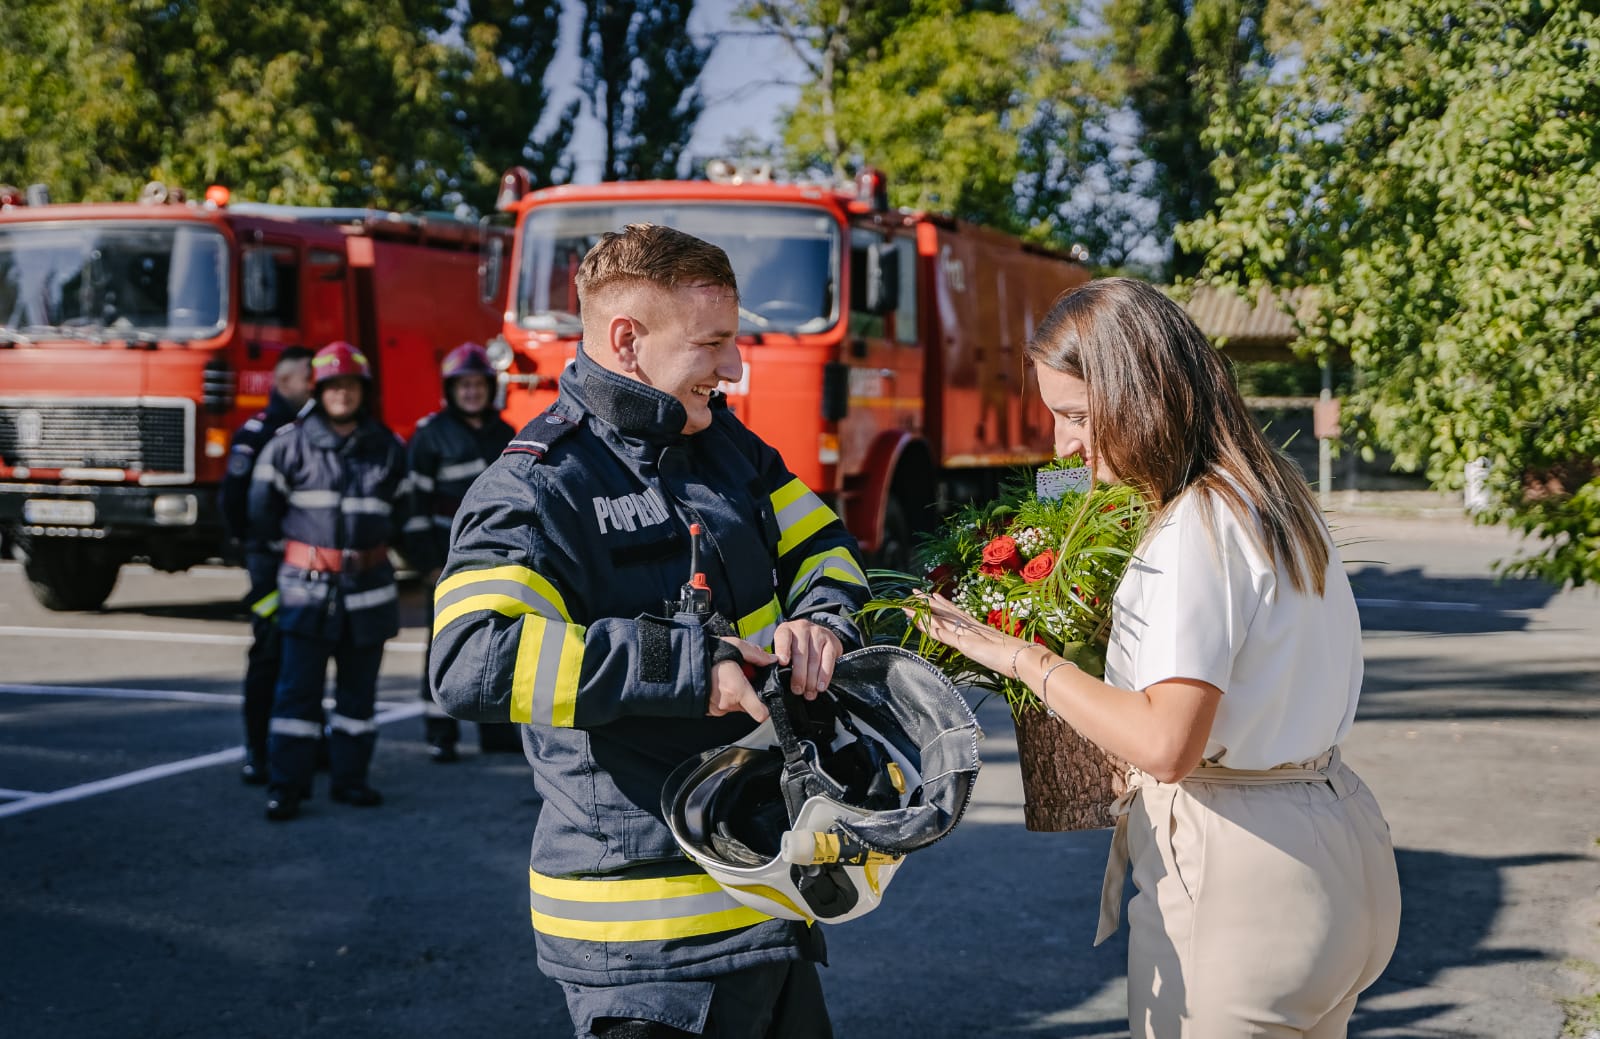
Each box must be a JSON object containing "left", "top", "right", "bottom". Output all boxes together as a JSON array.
[{"left": 1, "top": 492, "right": 1596, "bottom": 1038}]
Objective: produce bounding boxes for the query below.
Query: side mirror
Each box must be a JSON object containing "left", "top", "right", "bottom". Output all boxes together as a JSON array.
[
  {"left": 478, "top": 225, "right": 506, "bottom": 304},
  {"left": 241, "top": 249, "right": 279, "bottom": 315},
  {"left": 864, "top": 242, "right": 899, "bottom": 315}
]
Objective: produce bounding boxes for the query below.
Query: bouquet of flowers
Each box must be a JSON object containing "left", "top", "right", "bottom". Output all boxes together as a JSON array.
[{"left": 859, "top": 458, "right": 1147, "bottom": 830}]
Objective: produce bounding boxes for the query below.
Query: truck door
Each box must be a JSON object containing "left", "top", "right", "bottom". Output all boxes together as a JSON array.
[
  {"left": 236, "top": 240, "right": 303, "bottom": 411},
  {"left": 840, "top": 227, "right": 923, "bottom": 471}
]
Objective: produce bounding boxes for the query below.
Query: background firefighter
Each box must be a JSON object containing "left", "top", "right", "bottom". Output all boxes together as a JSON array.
[
  {"left": 248, "top": 341, "right": 409, "bottom": 822},
  {"left": 218, "top": 345, "right": 314, "bottom": 785},
  {"left": 404, "top": 341, "right": 520, "bottom": 762}
]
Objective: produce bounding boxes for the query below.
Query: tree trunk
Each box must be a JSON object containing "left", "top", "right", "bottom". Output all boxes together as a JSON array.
[{"left": 1012, "top": 706, "right": 1126, "bottom": 831}]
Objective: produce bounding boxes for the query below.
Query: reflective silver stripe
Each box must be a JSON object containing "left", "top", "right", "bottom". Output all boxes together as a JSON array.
[
  {"left": 253, "top": 464, "right": 288, "bottom": 495},
  {"left": 438, "top": 458, "right": 487, "bottom": 483},
  {"left": 787, "top": 546, "right": 869, "bottom": 606},
  {"left": 403, "top": 515, "right": 433, "bottom": 533},
  {"left": 411, "top": 472, "right": 436, "bottom": 493},
  {"left": 329, "top": 712, "right": 377, "bottom": 736},
  {"left": 345, "top": 584, "right": 398, "bottom": 611},
  {"left": 432, "top": 516, "right": 452, "bottom": 528},
  {"left": 434, "top": 577, "right": 565, "bottom": 619},
  {"left": 270, "top": 717, "right": 323, "bottom": 738},
  {"left": 529, "top": 887, "right": 747, "bottom": 923},
  {"left": 341, "top": 497, "right": 392, "bottom": 516},
  {"left": 287, "top": 489, "right": 341, "bottom": 509}
]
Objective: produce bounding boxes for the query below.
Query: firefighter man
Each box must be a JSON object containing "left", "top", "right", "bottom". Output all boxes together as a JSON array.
[
  {"left": 430, "top": 225, "right": 869, "bottom": 1038},
  {"left": 219, "top": 345, "right": 313, "bottom": 785},
  {"left": 249, "top": 341, "right": 409, "bottom": 822},
  {"left": 403, "top": 342, "right": 520, "bottom": 762}
]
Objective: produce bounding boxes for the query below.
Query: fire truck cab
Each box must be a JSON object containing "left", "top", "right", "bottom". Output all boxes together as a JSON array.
[
  {"left": 490, "top": 165, "right": 1090, "bottom": 565},
  {"left": 0, "top": 182, "right": 508, "bottom": 610}
]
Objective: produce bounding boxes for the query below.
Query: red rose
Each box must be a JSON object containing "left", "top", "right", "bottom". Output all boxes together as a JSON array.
[
  {"left": 985, "top": 609, "right": 1022, "bottom": 636},
  {"left": 926, "top": 563, "right": 956, "bottom": 596},
  {"left": 1020, "top": 550, "right": 1056, "bottom": 584},
  {"left": 978, "top": 561, "right": 1009, "bottom": 577},
  {"left": 981, "top": 535, "right": 1021, "bottom": 571}
]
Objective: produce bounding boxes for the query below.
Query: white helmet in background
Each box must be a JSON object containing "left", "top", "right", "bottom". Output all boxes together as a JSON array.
[{"left": 662, "top": 646, "right": 982, "bottom": 925}]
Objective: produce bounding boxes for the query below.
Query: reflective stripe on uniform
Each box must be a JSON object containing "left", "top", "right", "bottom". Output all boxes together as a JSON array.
[
  {"left": 253, "top": 463, "right": 288, "bottom": 495},
  {"left": 786, "top": 546, "right": 868, "bottom": 607},
  {"left": 345, "top": 584, "right": 398, "bottom": 611},
  {"left": 432, "top": 565, "right": 574, "bottom": 635},
  {"left": 771, "top": 478, "right": 837, "bottom": 557},
  {"left": 736, "top": 596, "right": 782, "bottom": 651},
  {"left": 250, "top": 590, "right": 280, "bottom": 619},
  {"left": 341, "top": 497, "right": 392, "bottom": 516},
  {"left": 510, "top": 614, "right": 586, "bottom": 726},
  {"left": 528, "top": 868, "right": 773, "bottom": 942},
  {"left": 403, "top": 515, "right": 433, "bottom": 534},
  {"left": 438, "top": 457, "right": 488, "bottom": 482},
  {"left": 329, "top": 712, "right": 377, "bottom": 736},
  {"left": 410, "top": 472, "right": 436, "bottom": 493},
  {"left": 287, "top": 489, "right": 341, "bottom": 509},
  {"left": 270, "top": 717, "right": 323, "bottom": 738}
]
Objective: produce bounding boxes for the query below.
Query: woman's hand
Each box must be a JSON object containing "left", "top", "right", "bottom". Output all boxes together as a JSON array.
[{"left": 907, "top": 592, "right": 1034, "bottom": 676}]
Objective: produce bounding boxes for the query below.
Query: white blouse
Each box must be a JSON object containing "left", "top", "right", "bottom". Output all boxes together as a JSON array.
[{"left": 1103, "top": 486, "right": 1362, "bottom": 770}]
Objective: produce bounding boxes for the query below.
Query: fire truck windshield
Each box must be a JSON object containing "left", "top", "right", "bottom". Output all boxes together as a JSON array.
[
  {"left": 0, "top": 221, "right": 228, "bottom": 342},
  {"left": 515, "top": 203, "right": 840, "bottom": 336}
]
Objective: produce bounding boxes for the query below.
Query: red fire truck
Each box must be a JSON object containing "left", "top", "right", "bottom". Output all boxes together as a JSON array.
[
  {"left": 0, "top": 182, "right": 509, "bottom": 610},
  {"left": 488, "top": 165, "right": 1090, "bottom": 565}
]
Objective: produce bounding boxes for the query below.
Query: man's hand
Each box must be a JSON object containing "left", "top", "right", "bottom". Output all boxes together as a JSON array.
[
  {"left": 773, "top": 619, "right": 843, "bottom": 700},
  {"left": 707, "top": 637, "right": 778, "bottom": 721}
]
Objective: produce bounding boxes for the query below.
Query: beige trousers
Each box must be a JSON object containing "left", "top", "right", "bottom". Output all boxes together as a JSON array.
[{"left": 1100, "top": 749, "right": 1401, "bottom": 1038}]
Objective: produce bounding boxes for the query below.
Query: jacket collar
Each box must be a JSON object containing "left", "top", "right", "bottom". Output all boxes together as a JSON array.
[
  {"left": 302, "top": 408, "right": 377, "bottom": 450},
  {"left": 566, "top": 345, "right": 704, "bottom": 442}
]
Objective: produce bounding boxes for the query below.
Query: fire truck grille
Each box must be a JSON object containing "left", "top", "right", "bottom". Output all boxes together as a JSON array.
[{"left": 0, "top": 401, "right": 190, "bottom": 473}]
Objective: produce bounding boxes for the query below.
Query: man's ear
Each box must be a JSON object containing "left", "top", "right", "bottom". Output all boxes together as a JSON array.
[{"left": 607, "top": 313, "right": 640, "bottom": 373}]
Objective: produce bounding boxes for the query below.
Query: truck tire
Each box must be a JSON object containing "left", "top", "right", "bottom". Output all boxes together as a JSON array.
[{"left": 22, "top": 541, "right": 122, "bottom": 612}]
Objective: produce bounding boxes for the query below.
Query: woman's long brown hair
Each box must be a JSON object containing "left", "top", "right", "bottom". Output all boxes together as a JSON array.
[{"left": 1026, "top": 277, "right": 1330, "bottom": 595}]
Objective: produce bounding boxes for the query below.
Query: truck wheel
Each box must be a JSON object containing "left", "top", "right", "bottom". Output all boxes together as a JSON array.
[
  {"left": 22, "top": 541, "right": 122, "bottom": 612},
  {"left": 870, "top": 497, "right": 916, "bottom": 574}
]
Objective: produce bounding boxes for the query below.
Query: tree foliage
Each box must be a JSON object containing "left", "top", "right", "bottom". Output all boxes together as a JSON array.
[
  {"left": 0, "top": 0, "right": 568, "bottom": 211},
  {"left": 579, "top": 0, "right": 710, "bottom": 180},
  {"left": 1184, "top": 0, "right": 1600, "bottom": 585}
]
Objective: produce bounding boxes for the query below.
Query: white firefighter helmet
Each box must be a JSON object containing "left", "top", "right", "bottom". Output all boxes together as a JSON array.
[{"left": 662, "top": 645, "right": 981, "bottom": 925}]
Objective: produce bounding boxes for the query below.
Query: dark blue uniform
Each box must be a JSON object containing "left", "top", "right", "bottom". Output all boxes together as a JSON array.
[
  {"left": 402, "top": 406, "right": 518, "bottom": 753},
  {"left": 430, "top": 348, "right": 868, "bottom": 1036},
  {"left": 249, "top": 410, "right": 408, "bottom": 796},
  {"left": 218, "top": 390, "right": 304, "bottom": 771}
]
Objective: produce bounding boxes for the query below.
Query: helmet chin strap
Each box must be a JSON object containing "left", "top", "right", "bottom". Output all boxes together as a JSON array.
[{"left": 757, "top": 668, "right": 849, "bottom": 823}]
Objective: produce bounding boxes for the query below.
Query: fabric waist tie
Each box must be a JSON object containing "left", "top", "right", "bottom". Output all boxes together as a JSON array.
[{"left": 1094, "top": 746, "right": 1342, "bottom": 946}]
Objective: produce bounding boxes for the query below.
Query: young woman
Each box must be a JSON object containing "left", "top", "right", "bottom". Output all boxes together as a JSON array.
[{"left": 912, "top": 278, "right": 1400, "bottom": 1038}]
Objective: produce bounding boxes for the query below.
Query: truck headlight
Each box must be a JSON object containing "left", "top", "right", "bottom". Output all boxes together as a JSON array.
[{"left": 153, "top": 494, "right": 199, "bottom": 526}]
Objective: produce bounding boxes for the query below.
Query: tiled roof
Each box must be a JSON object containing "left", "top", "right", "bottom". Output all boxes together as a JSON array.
[{"left": 1180, "top": 284, "right": 1316, "bottom": 348}]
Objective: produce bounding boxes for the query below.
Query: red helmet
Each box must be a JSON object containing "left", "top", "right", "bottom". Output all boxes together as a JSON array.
[
  {"left": 311, "top": 341, "right": 372, "bottom": 385},
  {"left": 441, "top": 341, "right": 495, "bottom": 382}
]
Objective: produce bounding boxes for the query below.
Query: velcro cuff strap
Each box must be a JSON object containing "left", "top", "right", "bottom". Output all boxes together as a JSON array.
[{"left": 637, "top": 616, "right": 673, "bottom": 685}]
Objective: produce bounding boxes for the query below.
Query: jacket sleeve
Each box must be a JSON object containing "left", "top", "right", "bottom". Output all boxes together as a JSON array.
[
  {"left": 744, "top": 427, "right": 870, "bottom": 647},
  {"left": 428, "top": 460, "right": 713, "bottom": 729},
  {"left": 218, "top": 423, "right": 260, "bottom": 543},
  {"left": 246, "top": 435, "right": 291, "bottom": 549},
  {"left": 402, "top": 424, "right": 444, "bottom": 573}
]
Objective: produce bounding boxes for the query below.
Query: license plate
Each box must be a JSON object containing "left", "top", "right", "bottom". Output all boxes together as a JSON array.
[{"left": 22, "top": 499, "right": 96, "bottom": 525}]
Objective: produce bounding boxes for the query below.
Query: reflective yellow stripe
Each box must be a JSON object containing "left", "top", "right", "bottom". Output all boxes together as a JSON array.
[
  {"left": 432, "top": 592, "right": 534, "bottom": 638},
  {"left": 786, "top": 546, "right": 867, "bottom": 606},
  {"left": 510, "top": 614, "right": 587, "bottom": 726},
  {"left": 250, "top": 590, "right": 280, "bottom": 618},
  {"left": 530, "top": 904, "right": 772, "bottom": 942},
  {"left": 736, "top": 596, "right": 782, "bottom": 651},
  {"left": 434, "top": 563, "right": 571, "bottom": 619},
  {"left": 528, "top": 868, "right": 775, "bottom": 942},
  {"left": 727, "top": 883, "right": 813, "bottom": 923},
  {"left": 771, "top": 478, "right": 839, "bottom": 557}
]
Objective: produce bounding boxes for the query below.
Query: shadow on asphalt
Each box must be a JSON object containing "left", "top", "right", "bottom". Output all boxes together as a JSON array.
[
  {"left": 1350, "top": 847, "right": 1582, "bottom": 1037},
  {"left": 100, "top": 596, "right": 251, "bottom": 622},
  {"left": 1350, "top": 565, "right": 1557, "bottom": 635}
]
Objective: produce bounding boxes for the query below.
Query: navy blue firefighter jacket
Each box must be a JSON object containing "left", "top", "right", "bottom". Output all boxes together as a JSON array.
[
  {"left": 429, "top": 347, "right": 871, "bottom": 985},
  {"left": 219, "top": 390, "right": 304, "bottom": 618},
  {"left": 402, "top": 405, "right": 515, "bottom": 576},
  {"left": 248, "top": 408, "right": 409, "bottom": 646}
]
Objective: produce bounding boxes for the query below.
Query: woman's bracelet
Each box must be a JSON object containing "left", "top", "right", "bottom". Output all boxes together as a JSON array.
[{"left": 1039, "top": 659, "right": 1079, "bottom": 707}]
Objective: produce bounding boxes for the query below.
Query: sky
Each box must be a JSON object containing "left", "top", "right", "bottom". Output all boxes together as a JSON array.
[{"left": 545, "top": 0, "right": 806, "bottom": 182}]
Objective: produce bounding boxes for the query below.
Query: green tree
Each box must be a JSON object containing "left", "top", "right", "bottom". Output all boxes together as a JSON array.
[
  {"left": 1184, "top": 0, "right": 1600, "bottom": 585},
  {"left": 579, "top": 0, "right": 710, "bottom": 180},
  {"left": 0, "top": 0, "right": 539, "bottom": 210}
]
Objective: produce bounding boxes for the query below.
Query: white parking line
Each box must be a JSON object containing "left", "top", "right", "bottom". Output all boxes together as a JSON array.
[
  {"left": 0, "top": 624, "right": 427, "bottom": 651},
  {"left": 1355, "top": 597, "right": 1487, "bottom": 612},
  {"left": 0, "top": 701, "right": 428, "bottom": 820},
  {"left": 0, "top": 788, "right": 42, "bottom": 799},
  {"left": 1, "top": 683, "right": 239, "bottom": 704}
]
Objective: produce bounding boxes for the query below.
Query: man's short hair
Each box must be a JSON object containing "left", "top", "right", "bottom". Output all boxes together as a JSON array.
[
  {"left": 276, "top": 345, "right": 314, "bottom": 369},
  {"left": 576, "top": 223, "right": 738, "bottom": 305}
]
